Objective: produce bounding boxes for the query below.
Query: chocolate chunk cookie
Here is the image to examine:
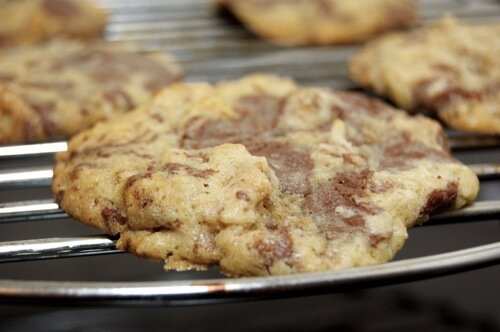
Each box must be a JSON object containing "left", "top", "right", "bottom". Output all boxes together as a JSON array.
[
  {"left": 52, "top": 74, "right": 479, "bottom": 276},
  {"left": 217, "top": 0, "right": 417, "bottom": 45},
  {"left": 0, "top": 0, "right": 107, "bottom": 48},
  {"left": 350, "top": 17, "right": 500, "bottom": 134},
  {"left": 0, "top": 40, "right": 182, "bottom": 144}
]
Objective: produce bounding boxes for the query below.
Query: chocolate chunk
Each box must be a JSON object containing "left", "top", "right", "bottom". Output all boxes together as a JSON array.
[
  {"left": 163, "top": 163, "right": 217, "bottom": 179},
  {"left": 414, "top": 78, "right": 482, "bottom": 108},
  {"left": 150, "top": 113, "right": 164, "bottom": 123},
  {"left": 316, "top": 0, "right": 335, "bottom": 16},
  {"left": 103, "top": 89, "right": 134, "bottom": 110},
  {"left": 43, "top": 0, "right": 80, "bottom": 17},
  {"left": 306, "top": 170, "right": 375, "bottom": 215},
  {"left": 144, "top": 78, "right": 175, "bottom": 94},
  {"left": 254, "top": 228, "right": 293, "bottom": 268},
  {"left": 184, "top": 96, "right": 314, "bottom": 196},
  {"left": 435, "top": 128, "right": 450, "bottom": 151},
  {"left": 336, "top": 91, "right": 388, "bottom": 116},
  {"left": 101, "top": 207, "right": 128, "bottom": 233},
  {"left": 305, "top": 170, "right": 376, "bottom": 239},
  {"left": 369, "top": 234, "right": 387, "bottom": 247},
  {"left": 381, "top": 132, "right": 451, "bottom": 169},
  {"left": 419, "top": 182, "right": 458, "bottom": 217},
  {"left": 0, "top": 35, "right": 10, "bottom": 48},
  {"left": 247, "top": 141, "right": 313, "bottom": 196},
  {"left": 236, "top": 191, "right": 251, "bottom": 202},
  {"left": 433, "top": 87, "right": 482, "bottom": 105},
  {"left": 139, "top": 197, "right": 153, "bottom": 209},
  {"left": 343, "top": 215, "right": 365, "bottom": 227},
  {"left": 125, "top": 172, "right": 153, "bottom": 190},
  {"left": 68, "top": 162, "right": 95, "bottom": 181},
  {"left": 0, "top": 73, "right": 14, "bottom": 82},
  {"left": 25, "top": 99, "right": 57, "bottom": 136},
  {"left": 182, "top": 95, "right": 283, "bottom": 149}
]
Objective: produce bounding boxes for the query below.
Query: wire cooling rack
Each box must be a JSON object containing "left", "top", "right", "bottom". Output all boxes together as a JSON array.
[{"left": 0, "top": 0, "right": 499, "bottom": 306}]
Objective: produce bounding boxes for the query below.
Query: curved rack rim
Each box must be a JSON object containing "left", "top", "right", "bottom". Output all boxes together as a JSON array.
[{"left": 0, "top": 241, "right": 499, "bottom": 306}]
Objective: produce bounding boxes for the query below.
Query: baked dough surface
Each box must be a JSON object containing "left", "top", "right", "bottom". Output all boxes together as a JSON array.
[
  {"left": 0, "top": 40, "right": 182, "bottom": 143},
  {"left": 217, "top": 0, "right": 417, "bottom": 45},
  {"left": 350, "top": 17, "right": 500, "bottom": 134},
  {"left": 53, "top": 75, "right": 479, "bottom": 276},
  {"left": 0, "top": 0, "right": 107, "bottom": 47}
]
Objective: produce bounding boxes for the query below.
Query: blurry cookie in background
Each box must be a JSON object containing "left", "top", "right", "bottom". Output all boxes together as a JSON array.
[
  {"left": 0, "top": 40, "right": 182, "bottom": 144},
  {"left": 0, "top": 0, "right": 107, "bottom": 48},
  {"left": 350, "top": 17, "right": 500, "bottom": 135},
  {"left": 216, "top": 0, "right": 417, "bottom": 45}
]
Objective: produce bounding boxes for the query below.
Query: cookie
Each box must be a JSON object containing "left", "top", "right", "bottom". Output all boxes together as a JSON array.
[
  {"left": 217, "top": 0, "right": 417, "bottom": 45},
  {"left": 350, "top": 17, "right": 500, "bottom": 135},
  {"left": 52, "top": 74, "right": 479, "bottom": 276},
  {"left": 0, "top": 0, "right": 107, "bottom": 48},
  {"left": 0, "top": 40, "right": 182, "bottom": 144}
]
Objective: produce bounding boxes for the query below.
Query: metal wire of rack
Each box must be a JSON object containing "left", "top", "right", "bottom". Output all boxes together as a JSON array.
[{"left": 0, "top": 0, "right": 499, "bottom": 306}]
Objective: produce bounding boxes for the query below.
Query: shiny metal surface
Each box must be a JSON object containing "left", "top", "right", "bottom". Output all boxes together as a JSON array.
[
  {"left": 0, "top": 200, "right": 64, "bottom": 223},
  {"left": 0, "top": 242, "right": 499, "bottom": 305},
  {"left": 0, "top": 167, "right": 53, "bottom": 188},
  {"left": 0, "top": 142, "right": 67, "bottom": 159},
  {"left": 0, "top": 236, "right": 120, "bottom": 263},
  {"left": 468, "top": 163, "right": 500, "bottom": 180}
]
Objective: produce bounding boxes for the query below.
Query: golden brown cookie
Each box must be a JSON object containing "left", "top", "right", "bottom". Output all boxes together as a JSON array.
[
  {"left": 0, "top": 40, "right": 182, "bottom": 144},
  {"left": 52, "top": 74, "right": 479, "bottom": 276},
  {"left": 217, "top": 0, "right": 417, "bottom": 45},
  {"left": 0, "top": 0, "right": 107, "bottom": 48},
  {"left": 350, "top": 17, "right": 500, "bottom": 135}
]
